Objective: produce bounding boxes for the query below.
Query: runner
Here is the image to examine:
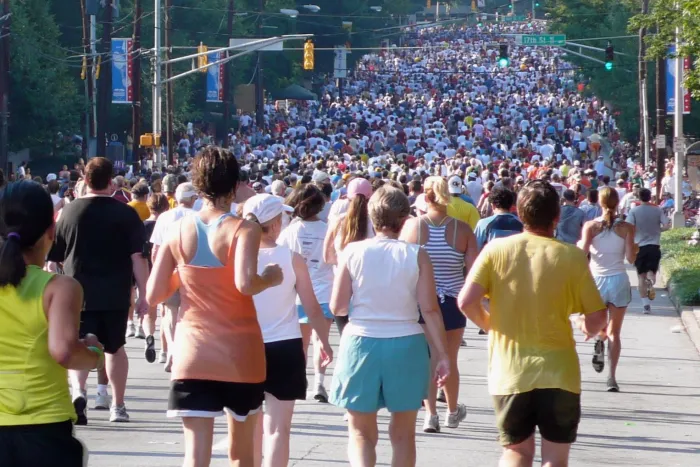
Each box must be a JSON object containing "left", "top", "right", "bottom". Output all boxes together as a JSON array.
[
  {"left": 330, "top": 185, "right": 450, "bottom": 467},
  {"left": 278, "top": 184, "right": 335, "bottom": 403},
  {"left": 244, "top": 194, "right": 333, "bottom": 467},
  {"left": 555, "top": 189, "right": 585, "bottom": 244},
  {"left": 473, "top": 187, "right": 523, "bottom": 251},
  {"left": 458, "top": 180, "right": 608, "bottom": 467},
  {"left": 625, "top": 188, "right": 670, "bottom": 314},
  {"left": 0, "top": 180, "right": 104, "bottom": 467},
  {"left": 146, "top": 146, "right": 282, "bottom": 467},
  {"left": 48, "top": 157, "right": 148, "bottom": 424},
  {"left": 578, "top": 187, "right": 637, "bottom": 392},
  {"left": 400, "top": 176, "right": 477, "bottom": 433}
]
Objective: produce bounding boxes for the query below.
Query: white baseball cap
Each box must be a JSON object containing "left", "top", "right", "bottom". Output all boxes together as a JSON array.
[
  {"left": 243, "top": 194, "right": 293, "bottom": 224},
  {"left": 448, "top": 175, "right": 463, "bottom": 194}
]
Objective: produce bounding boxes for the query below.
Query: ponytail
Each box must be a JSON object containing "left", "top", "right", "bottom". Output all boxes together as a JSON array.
[
  {"left": 340, "top": 194, "right": 369, "bottom": 250},
  {"left": 0, "top": 235, "right": 27, "bottom": 287},
  {"left": 598, "top": 186, "right": 619, "bottom": 230}
]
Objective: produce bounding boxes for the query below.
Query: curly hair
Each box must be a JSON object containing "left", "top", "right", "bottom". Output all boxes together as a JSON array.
[{"left": 192, "top": 146, "right": 240, "bottom": 202}]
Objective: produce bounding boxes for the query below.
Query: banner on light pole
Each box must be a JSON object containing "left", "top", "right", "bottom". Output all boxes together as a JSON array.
[
  {"left": 206, "top": 52, "right": 225, "bottom": 103},
  {"left": 666, "top": 45, "right": 691, "bottom": 115},
  {"left": 111, "top": 38, "right": 133, "bottom": 104}
]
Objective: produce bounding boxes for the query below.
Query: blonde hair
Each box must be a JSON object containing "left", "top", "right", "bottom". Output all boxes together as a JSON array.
[
  {"left": 598, "top": 187, "right": 620, "bottom": 229},
  {"left": 368, "top": 186, "right": 410, "bottom": 233},
  {"left": 423, "top": 176, "right": 451, "bottom": 207}
]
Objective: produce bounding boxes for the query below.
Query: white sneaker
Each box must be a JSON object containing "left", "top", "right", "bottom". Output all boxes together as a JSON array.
[
  {"left": 423, "top": 414, "right": 440, "bottom": 433},
  {"left": 445, "top": 403, "right": 467, "bottom": 428},
  {"left": 94, "top": 392, "right": 111, "bottom": 410},
  {"left": 109, "top": 404, "right": 130, "bottom": 423},
  {"left": 135, "top": 326, "right": 146, "bottom": 339},
  {"left": 125, "top": 322, "right": 136, "bottom": 338},
  {"left": 158, "top": 351, "right": 167, "bottom": 364}
]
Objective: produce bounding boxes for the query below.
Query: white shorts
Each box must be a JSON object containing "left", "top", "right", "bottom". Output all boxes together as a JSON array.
[{"left": 594, "top": 273, "right": 632, "bottom": 308}]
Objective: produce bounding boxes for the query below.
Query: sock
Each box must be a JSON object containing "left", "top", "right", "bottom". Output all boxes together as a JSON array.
[
  {"left": 315, "top": 373, "right": 325, "bottom": 388},
  {"left": 127, "top": 320, "right": 133, "bottom": 327},
  {"left": 97, "top": 384, "right": 109, "bottom": 396},
  {"left": 642, "top": 297, "right": 650, "bottom": 307}
]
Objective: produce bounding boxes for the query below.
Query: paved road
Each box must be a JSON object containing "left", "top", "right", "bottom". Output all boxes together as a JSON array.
[{"left": 78, "top": 267, "right": 700, "bottom": 466}]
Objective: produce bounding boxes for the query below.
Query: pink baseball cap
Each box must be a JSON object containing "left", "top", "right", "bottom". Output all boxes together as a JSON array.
[{"left": 347, "top": 178, "right": 372, "bottom": 200}]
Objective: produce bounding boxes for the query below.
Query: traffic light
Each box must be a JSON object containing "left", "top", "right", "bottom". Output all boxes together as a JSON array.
[
  {"left": 535, "top": 1, "right": 540, "bottom": 6},
  {"left": 81, "top": 56, "right": 87, "bottom": 80},
  {"left": 498, "top": 44, "right": 510, "bottom": 68},
  {"left": 303, "top": 39, "right": 315, "bottom": 71},
  {"left": 508, "top": 3, "right": 513, "bottom": 8},
  {"left": 198, "top": 42, "right": 208, "bottom": 72},
  {"left": 604, "top": 43, "right": 614, "bottom": 71},
  {"left": 95, "top": 56, "right": 101, "bottom": 79}
]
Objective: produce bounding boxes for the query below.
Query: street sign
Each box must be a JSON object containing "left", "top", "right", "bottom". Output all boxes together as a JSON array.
[
  {"left": 515, "top": 34, "right": 566, "bottom": 46},
  {"left": 110, "top": 134, "right": 119, "bottom": 142},
  {"left": 673, "top": 137, "right": 686, "bottom": 154},
  {"left": 656, "top": 135, "right": 666, "bottom": 149},
  {"left": 502, "top": 15, "right": 526, "bottom": 22}
]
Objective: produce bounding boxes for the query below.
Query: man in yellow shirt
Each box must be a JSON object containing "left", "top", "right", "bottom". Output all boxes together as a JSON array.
[
  {"left": 446, "top": 176, "right": 480, "bottom": 230},
  {"left": 127, "top": 183, "right": 151, "bottom": 221},
  {"left": 458, "top": 180, "right": 607, "bottom": 467}
]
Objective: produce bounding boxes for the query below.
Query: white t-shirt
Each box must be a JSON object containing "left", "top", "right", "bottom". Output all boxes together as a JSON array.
[
  {"left": 253, "top": 245, "right": 301, "bottom": 343},
  {"left": 150, "top": 206, "right": 194, "bottom": 246},
  {"left": 278, "top": 219, "right": 334, "bottom": 304}
]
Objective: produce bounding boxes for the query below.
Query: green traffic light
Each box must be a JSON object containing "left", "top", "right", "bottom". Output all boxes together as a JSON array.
[
  {"left": 508, "top": 4, "right": 512, "bottom": 8},
  {"left": 605, "top": 62, "right": 613, "bottom": 71},
  {"left": 535, "top": 2, "right": 540, "bottom": 6},
  {"left": 498, "top": 58, "right": 509, "bottom": 68}
]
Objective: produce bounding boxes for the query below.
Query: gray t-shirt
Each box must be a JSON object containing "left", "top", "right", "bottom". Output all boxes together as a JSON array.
[
  {"left": 626, "top": 204, "right": 668, "bottom": 246},
  {"left": 556, "top": 205, "right": 585, "bottom": 244}
]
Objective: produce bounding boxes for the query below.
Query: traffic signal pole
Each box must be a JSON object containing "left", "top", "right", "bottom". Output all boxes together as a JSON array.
[
  {"left": 96, "top": 0, "right": 113, "bottom": 159},
  {"left": 153, "top": 0, "right": 163, "bottom": 166},
  {"left": 165, "top": 0, "right": 174, "bottom": 164},
  {"left": 255, "top": 0, "right": 265, "bottom": 128},
  {"left": 132, "top": 0, "right": 143, "bottom": 165},
  {"left": 224, "top": 0, "right": 234, "bottom": 143}
]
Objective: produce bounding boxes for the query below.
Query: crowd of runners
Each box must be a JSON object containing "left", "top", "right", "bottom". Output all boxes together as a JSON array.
[{"left": 0, "top": 21, "right": 681, "bottom": 467}]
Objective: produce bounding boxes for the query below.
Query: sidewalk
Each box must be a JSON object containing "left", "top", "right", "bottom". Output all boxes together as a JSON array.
[{"left": 78, "top": 266, "right": 700, "bottom": 466}]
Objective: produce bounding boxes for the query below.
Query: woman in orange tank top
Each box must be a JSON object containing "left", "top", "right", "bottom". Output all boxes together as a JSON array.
[{"left": 147, "top": 147, "right": 283, "bottom": 467}]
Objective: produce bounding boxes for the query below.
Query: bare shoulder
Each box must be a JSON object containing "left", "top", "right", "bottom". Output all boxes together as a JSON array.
[{"left": 45, "top": 274, "right": 82, "bottom": 294}]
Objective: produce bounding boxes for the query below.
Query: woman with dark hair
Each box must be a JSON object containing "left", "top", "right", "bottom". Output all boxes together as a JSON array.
[
  {"left": 279, "top": 183, "right": 335, "bottom": 403},
  {"left": 578, "top": 186, "right": 637, "bottom": 392},
  {"left": 0, "top": 181, "right": 104, "bottom": 466},
  {"left": 147, "top": 147, "right": 283, "bottom": 467}
]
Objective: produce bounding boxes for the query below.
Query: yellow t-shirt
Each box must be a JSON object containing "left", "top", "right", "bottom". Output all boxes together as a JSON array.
[
  {"left": 467, "top": 233, "right": 605, "bottom": 396},
  {"left": 167, "top": 195, "right": 178, "bottom": 210},
  {"left": 447, "top": 197, "right": 480, "bottom": 230},
  {"left": 127, "top": 200, "right": 151, "bottom": 222}
]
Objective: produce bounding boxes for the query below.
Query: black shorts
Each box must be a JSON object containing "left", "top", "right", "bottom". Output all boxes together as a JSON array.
[
  {"left": 634, "top": 245, "right": 661, "bottom": 275},
  {"left": 79, "top": 309, "right": 128, "bottom": 354},
  {"left": 493, "top": 389, "right": 581, "bottom": 446},
  {"left": 419, "top": 295, "right": 467, "bottom": 332},
  {"left": 168, "top": 379, "right": 264, "bottom": 422},
  {"left": 264, "top": 338, "right": 307, "bottom": 401},
  {"left": 0, "top": 420, "right": 86, "bottom": 467}
]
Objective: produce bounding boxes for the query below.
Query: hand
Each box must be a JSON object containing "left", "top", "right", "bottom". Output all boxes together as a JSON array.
[
  {"left": 434, "top": 354, "right": 450, "bottom": 388},
  {"left": 261, "top": 263, "right": 283, "bottom": 287},
  {"left": 134, "top": 295, "right": 149, "bottom": 318},
  {"left": 82, "top": 333, "right": 104, "bottom": 350},
  {"left": 319, "top": 341, "right": 334, "bottom": 369}
]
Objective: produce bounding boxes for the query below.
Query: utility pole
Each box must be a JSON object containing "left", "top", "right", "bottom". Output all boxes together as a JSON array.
[
  {"left": 255, "top": 0, "right": 264, "bottom": 128},
  {"left": 0, "top": 0, "right": 8, "bottom": 174},
  {"left": 338, "top": 0, "right": 345, "bottom": 98},
  {"left": 80, "top": 0, "right": 91, "bottom": 158},
  {"left": 639, "top": 0, "right": 649, "bottom": 168},
  {"left": 672, "top": 11, "right": 684, "bottom": 228},
  {"left": 164, "top": 0, "right": 174, "bottom": 164},
  {"left": 224, "top": 0, "right": 234, "bottom": 144},
  {"left": 655, "top": 55, "right": 666, "bottom": 203},
  {"left": 153, "top": 0, "right": 163, "bottom": 166},
  {"left": 132, "top": 0, "right": 142, "bottom": 165},
  {"left": 91, "top": 12, "right": 98, "bottom": 146},
  {"left": 96, "top": 0, "right": 113, "bottom": 158}
]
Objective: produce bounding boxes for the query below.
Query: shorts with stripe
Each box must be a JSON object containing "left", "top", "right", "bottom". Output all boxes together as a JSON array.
[{"left": 167, "top": 379, "right": 264, "bottom": 422}]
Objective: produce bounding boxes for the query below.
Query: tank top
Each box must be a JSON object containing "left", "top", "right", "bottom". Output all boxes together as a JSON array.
[
  {"left": 418, "top": 217, "right": 465, "bottom": 300},
  {"left": 252, "top": 245, "right": 299, "bottom": 344},
  {"left": 0, "top": 266, "right": 75, "bottom": 426},
  {"left": 589, "top": 218, "right": 627, "bottom": 277},
  {"left": 173, "top": 213, "right": 265, "bottom": 384}
]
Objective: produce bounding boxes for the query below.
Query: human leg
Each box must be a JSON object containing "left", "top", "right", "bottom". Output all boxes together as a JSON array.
[
  {"left": 537, "top": 389, "right": 580, "bottom": 466},
  {"left": 262, "top": 395, "right": 296, "bottom": 467},
  {"left": 347, "top": 411, "right": 379, "bottom": 467},
  {"left": 227, "top": 411, "right": 260, "bottom": 467},
  {"left": 540, "top": 439, "right": 572, "bottom": 467},
  {"left": 606, "top": 304, "right": 627, "bottom": 387},
  {"left": 182, "top": 417, "right": 215, "bottom": 467},
  {"left": 444, "top": 328, "right": 465, "bottom": 415},
  {"left": 106, "top": 346, "right": 129, "bottom": 408},
  {"left": 499, "top": 436, "right": 535, "bottom": 467},
  {"left": 312, "top": 318, "right": 332, "bottom": 402},
  {"left": 388, "top": 411, "right": 418, "bottom": 467}
]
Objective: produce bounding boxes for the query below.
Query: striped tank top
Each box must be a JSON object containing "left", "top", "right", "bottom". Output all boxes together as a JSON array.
[{"left": 419, "top": 217, "right": 465, "bottom": 300}]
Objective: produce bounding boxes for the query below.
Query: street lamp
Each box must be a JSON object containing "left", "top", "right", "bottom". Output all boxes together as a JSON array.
[
  {"left": 302, "top": 5, "right": 321, "bottom": 13},
  {"left": 280, "top": 8, "right": 299, "bottom": 18},
  {"left": 370, "top": 6, "right": 382, "bottom": 12}
]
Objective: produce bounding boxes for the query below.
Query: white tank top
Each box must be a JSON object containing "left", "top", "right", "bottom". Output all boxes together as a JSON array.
[
  {"left": 341, "top": 237, "right": 423, "bottom": 339},
  {"left": 589, "top": 219, "right": 626, "bottom": 277},
  {"left": 253, "top": 245, "right": 300, "bottom": 343}
]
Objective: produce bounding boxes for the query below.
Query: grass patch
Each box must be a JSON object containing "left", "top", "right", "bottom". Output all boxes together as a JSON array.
[{"left": 660, "top": 228, "right": 700, "bottom": 307}]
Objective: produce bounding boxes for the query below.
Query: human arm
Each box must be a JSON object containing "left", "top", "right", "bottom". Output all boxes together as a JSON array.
[
  {"left": 293, "top": 253, "right": 332, "bottom": 367},
  {"left": 624, "top": 223, "right": 638, "bottom": 264},
  {"left": 129, "top": 213, "right": 149, "bottom": 316},
  {"left": 573, "top": 261, "right": 609, "bottom": 338},
  {"left": 44, "top": 275, "right": 103, "bottom": 371},
  {"left": 398, "top": 217, "right": 419, "bottom": 244},
  {"left": 416, "top": 248, "right": 450, "bottom": 387},
  {"left": 234, "top": 221, "right": 283, "bottom": 295},
  {"left": 322, "top": 217, "right": 340, "bottom": 266},
  {"left": 329, "top": 253, "right": 352, "bottom": 318},
  {"left": 146, "top": 240, "right": 181, "bottom": 306},
  {"left": 578, "top": 222, "right": 594, "bottom": 255},
  {"left": 462, "top": 222, "right": 478, "bottom": 270}
]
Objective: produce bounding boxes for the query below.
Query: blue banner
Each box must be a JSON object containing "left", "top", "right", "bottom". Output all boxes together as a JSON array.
[
  {"left": 667, "top": 45, "right": 691, "bottom": 115},
  {"left": 206, "top": 52, "right": 224, "bottom": 103},
  {"left": 111, "top": 38, "right": 132, "bottom": 104}
]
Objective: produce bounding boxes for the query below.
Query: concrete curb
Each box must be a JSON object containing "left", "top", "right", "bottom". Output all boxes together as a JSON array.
[{"left": 660, "top": 266, "right": 700, "bottom": 355}]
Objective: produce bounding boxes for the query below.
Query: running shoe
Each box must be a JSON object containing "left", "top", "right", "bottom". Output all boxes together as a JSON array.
[
  {"left": 478, "top": 329, "right": 486, "bottom": 335},
  {"left": 646, "top": 279, "right": 656, "bottom": 300},
  {"left": 445, "top": 404, "right": 467, "bottom": 429},
  {"left": 592, "top": 337, "right": 605, "bottom": 373},
  {"left": 135, "top": 326, "right": 146, "bottom": 339},
  {"left": 643, "top": 305, "right": 652, "bottom": 315},
  {"left": 606, "top": 377, "right": 620, "bottom": 393},
  {"left": 144, "top": 335, "right": 156, "bottom": 363},
  {"left": 158, "top": 351, "right": 167, "bottom": 364},
  {"left": 109, "top": 404, "right": 130, "bottom": 423},
  {"left": 94, "top": 392, "right": 111, "bottom": 410},
  {"left": 437, "top": 388, "right": 447, "bottom": 403},
  {"left": 125, "top": 322, "right": 136, "bottom": 338},
  {"left": 314, "top": 384, "right": 329, "bottom": 403},
  {"left": 423, "top": 414, "right": 440, "bottom": 433},
  {"left": 73, "top": 390, "right": 88, "bottom": 426},
  {"left": 460, "top": 339, "right": 467, "bottom": 347}
]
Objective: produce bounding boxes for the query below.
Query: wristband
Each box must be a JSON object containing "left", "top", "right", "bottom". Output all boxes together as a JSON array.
[{"left": 88, "top": 346, "right": 105, "bottom": 369}]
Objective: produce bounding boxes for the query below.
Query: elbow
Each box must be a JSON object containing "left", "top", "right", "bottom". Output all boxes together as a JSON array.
[
  {"left": 236, "top": 278, "right": 257, "bottom": 296},
  {"left": 49, "top": 343, "right": 74, "bottom": 368}
]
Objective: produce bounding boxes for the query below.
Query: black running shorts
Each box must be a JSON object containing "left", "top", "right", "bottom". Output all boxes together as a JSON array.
[
  {"left": 0, "top": 420, "right": 87, "bottom": 467},
  {"left": 168, "top": 379, "right": 264, "bottom": 422},
  {"left": 264, "top": 338, "right": 307, "bottom": 401},
  {"left": 79, "top": 309, "right": 129, "bottom": 355},
  {"left": 634, "top": 244, "right": 661, "bottom": 275}
]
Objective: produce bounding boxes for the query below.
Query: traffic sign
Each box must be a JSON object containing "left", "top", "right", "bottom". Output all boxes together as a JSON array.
[
  {"left": 515, "top": 34, "right": 566, "bottom": 46},
  {"left": 673, "top": 137, "right": 686, "bottom": 154},
  {"left": 502, "top": 15, "right": 526, "bottom": 22},
  {"left": 656, "top": 135, "right": 666, "bottom": 149}
]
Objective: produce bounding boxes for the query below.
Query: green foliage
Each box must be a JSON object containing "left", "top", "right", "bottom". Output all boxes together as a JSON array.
[{"left": 660, "top": 228, "right": 700, "bottom": 306}]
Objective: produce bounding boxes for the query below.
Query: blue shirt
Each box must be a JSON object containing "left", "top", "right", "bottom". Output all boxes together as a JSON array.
[{"left": 474, "top": 213, "right": 524, "bottom": 251}]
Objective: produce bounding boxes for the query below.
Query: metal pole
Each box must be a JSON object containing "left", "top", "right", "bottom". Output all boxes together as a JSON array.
[
  {"left": 224, "top": 0, "right": 234, "bottom": 145},
  {"left": 90, "top": 15, "right": 97, "bottom": 142},
  {"left": 436, "top": 2, "right": 439, "bottom": 22},
  {"left": 655, "top": 54, "right": 666, "bottom": 203},
  {"left": 153, "top": 0, "right": 162, "bottom": 167},
  {"left": 80, "top": 0, "right": 90, "bottom": 158},
  {"left": 0, "top": 0, "right": 8, "bottom": 174},
  {"left": 165, "top": 0, "right": 174, "bottom": 165},
  {"left": 96, "top": 0, "right": 113, "bottom": 159},
  {"left": 639, "top": 0, "right": 649, "bottom": 167},
  {"left": 672, "top": 13, "right": 684, "bottom": 228},
  {"left": 642, "top": 78, "right": 650, "bottom": 169},
  {"left": 532, "top": 0, "right": 535, "bottom": 19},
  {"left": 255, "top": 0, "right": 265, "bottom": 128},
  {"left": 132, "top": 0, "right": 142, "bottom": 166}
]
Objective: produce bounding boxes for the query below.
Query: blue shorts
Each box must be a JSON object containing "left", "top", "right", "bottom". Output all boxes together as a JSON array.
[
  {"left": 419, "top": 295, "right": 466, "bottom": 331},
  {"left": 297, "top": 303, "right": 333, "bottom": 324},
  {"left": 330, "top": 333, "right": 430, "bottom": 413},
  {"left": 594, "top": 273, "right": 632, "bottom": 308}
]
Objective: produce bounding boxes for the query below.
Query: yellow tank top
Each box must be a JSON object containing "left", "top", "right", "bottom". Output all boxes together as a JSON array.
[{"left": 0, "top": 266, "right": 76, "bottom": 426}]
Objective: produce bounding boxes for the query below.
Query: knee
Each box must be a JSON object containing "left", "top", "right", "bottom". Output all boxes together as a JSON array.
[
  {"left": 349, "top": 426, "right": 378, "bottom": 447},
  {"left": 607, "top": 331, "right": 621, "bottom": 342},
  {"left": 266, "top": 420, "right": 292, "bottom": 439},
  {"left": 389, "top": 425, "right": 415, "bottom": 446}
]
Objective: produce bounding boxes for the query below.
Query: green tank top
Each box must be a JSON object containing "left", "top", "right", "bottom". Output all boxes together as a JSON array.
[{"left": 0, "top": 266, "right": 76, "bottom": 426}]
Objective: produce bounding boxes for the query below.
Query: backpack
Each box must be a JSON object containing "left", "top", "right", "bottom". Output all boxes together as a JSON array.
[{"left": 483, "top": 214, "right": 524, "bottom": 246}]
